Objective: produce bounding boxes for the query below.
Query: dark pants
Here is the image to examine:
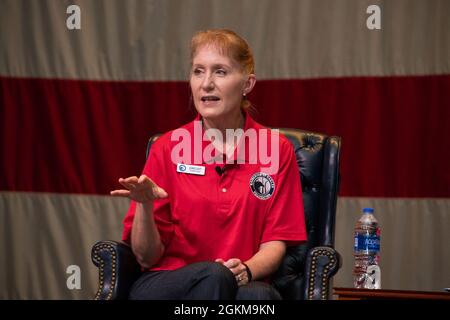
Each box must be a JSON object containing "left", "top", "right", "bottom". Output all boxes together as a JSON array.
[{"left": 129, "top": 261, "right": 282, "bottom": 300}]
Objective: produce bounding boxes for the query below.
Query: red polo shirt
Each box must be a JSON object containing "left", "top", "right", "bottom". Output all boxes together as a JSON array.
[{"left": 122, "top": 113, "right": 307, "bottom": 271}]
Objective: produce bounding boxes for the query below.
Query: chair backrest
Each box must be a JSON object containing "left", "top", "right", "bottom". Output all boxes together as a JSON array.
[
  {"left": 146, "top": 128, "right": 341, "bottom": 300},
  {"left": 271, "top": 129, "right": 341, "bottom": 299}
]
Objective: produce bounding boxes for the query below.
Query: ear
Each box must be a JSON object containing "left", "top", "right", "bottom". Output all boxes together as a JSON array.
[{"left": 243, "top": 74, "right": 256, "bottom": 96}]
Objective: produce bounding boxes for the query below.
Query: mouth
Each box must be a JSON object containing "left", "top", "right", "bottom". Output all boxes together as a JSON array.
[{"left": 200, "top": 95, "right": 221, "bottom": 103}]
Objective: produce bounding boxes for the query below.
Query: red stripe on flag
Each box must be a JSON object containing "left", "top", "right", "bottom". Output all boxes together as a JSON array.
[{"left": 1, "top": 75, "right": 449, "bottom": 197}]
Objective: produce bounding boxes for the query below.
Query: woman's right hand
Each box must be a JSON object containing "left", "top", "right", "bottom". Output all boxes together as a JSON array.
[{"left": 110, "top": 175, "right": 168, "bottom": 203}]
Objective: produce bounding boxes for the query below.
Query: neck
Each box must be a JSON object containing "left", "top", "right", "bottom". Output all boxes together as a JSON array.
[
  {"left": 202, "top": 110, "right": 245, "bottom": 160},
  {"left": 202, "top": 109, "right": 245, "bottom": 137}
]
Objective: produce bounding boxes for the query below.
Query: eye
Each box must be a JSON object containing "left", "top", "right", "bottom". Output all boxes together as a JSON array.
[
  {"left": 192, "top": 68, "right": 203, "bottom": 75},
  {"left": 216, "top": 69, "right": 227, "bottom": 76}
]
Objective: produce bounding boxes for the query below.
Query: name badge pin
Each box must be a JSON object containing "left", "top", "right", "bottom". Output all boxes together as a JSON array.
[{"left": 176, "top": 163, "right": 206, "bottom": 176}]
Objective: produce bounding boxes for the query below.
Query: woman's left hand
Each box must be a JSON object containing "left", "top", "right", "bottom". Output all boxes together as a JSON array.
[{"left": 215, "top": 258, "right": 249, "bottom": 286}]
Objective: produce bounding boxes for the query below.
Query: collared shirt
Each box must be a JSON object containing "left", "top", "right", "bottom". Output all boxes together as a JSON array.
[{"left": 122, "top": 113, "right": 307, "bottom": 271}]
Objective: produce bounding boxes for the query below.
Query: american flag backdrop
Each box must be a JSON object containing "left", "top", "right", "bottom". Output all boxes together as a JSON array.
[{"left": 1, "top": 0, "right": 449, "bottom": 299}]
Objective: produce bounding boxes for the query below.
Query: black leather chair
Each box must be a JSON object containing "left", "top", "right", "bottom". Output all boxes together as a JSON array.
[{"left": 92, "top": 128, "right": 342, "bottom": 300}]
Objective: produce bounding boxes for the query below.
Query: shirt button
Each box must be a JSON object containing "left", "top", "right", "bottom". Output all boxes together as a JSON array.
[{"left": 222, "top": 188, "right": 227, "bottom": 193}]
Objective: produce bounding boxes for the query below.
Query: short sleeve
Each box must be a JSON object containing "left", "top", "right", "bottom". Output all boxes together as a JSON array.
[
  {"left": 121, "top": 139, "right": 174, "bottom": 247},
  {"left": 260, "top": 139, "right": 307, "bottom": 246}
]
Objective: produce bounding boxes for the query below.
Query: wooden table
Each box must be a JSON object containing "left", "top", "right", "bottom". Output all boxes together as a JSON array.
[{"left": 333, "top": 287, "right": 450, "bottom": 300}]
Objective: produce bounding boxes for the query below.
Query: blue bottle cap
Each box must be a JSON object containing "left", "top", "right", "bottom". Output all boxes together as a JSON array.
[{"left": 363, "top": 207, "right": 374, "bottom": 214}]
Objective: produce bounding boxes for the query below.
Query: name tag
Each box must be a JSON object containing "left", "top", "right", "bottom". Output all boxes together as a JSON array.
[{"left": 176, "top": 163, "right": 205, "bottom": 176}]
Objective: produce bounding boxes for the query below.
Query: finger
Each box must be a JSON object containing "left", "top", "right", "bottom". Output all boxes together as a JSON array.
[
  {"left": 215, "top": 259, "right": 225, "bottom": 264},
  {"left": 144, "top": 187, "right": 156, "bottom": 202},
  {"left": 119, "top": 177, "right": 138, "bottom": 190},
  {"left": 137, "top": 175, "right": 168, "bottom": 199},
  {"left": 110, "top": 190, "right": 131, "bottom": 197},
  {"left": 229, "top": 265, "right": 245, "bottom": 275},
  {"left": 224, "top": 258, "right": 241, "bottom": 269},
  {"left": 143, "top": 177, "right": 168, "bottom": 198},
  {"left": 138, "top": 174, "right": 152, "bottom": 185},
  {"left": 120, "top": 176, "right": 139, "bottom": 182},
  {"left": 154, "top": 186, "right": 168, "bottom": 198},
  {"left": 120, "top": 176, "right": 139, "bottom": 185},
  {"left": 119, "top": 181, "right": 138, "bottom": 191},
  {"left": 235, "top": 272, "right": 247, "bottom": 285}
]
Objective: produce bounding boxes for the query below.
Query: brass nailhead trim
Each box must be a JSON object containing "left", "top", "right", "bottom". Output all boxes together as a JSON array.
[
  {"left": 306, "top": 248, "right": 338, "bottom": 300},
  {"left": 93, "top": 243, "right": 118, "bottom": 300}
]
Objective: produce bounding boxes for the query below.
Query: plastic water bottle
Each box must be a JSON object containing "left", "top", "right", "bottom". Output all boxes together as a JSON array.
[{"left": 353, "top": 207, "right": 381, "bottom": 289}]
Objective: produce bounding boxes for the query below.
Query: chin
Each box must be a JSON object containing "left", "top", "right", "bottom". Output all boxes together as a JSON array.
[{"left": 196, "top": 106, "right": 224, "bottom": 120}]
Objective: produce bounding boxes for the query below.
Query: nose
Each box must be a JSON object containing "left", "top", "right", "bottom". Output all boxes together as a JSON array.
[{"left": 201, "top": 72, "right": 214, "bottom": 91}]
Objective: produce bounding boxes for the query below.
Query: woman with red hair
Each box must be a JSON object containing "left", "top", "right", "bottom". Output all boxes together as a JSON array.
[{"left": 111, "top": 29, "right": 307, "bottom": 300}]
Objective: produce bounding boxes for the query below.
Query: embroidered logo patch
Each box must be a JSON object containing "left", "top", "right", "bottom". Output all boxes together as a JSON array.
[{"left": 250, "top": 172, "right": 275, "bottom": 200}]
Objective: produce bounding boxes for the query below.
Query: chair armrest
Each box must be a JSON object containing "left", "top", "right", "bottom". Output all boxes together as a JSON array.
[
  {"left": 91, "top": 240, "right": 142, "bottom": 300},
  {"left": 303, "top": 246, "right": 342, "bottom": 300}
]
